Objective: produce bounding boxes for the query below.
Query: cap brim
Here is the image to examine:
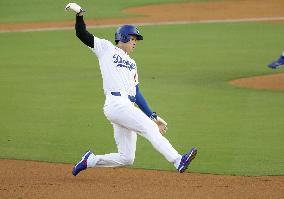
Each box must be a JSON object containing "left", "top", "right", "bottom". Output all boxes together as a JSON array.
[
  {"left": 130, "top": 34, "right": 143, "bottom": 40},
  {"left": 136, "top": 35, "right": 143, "bottom": 40}
]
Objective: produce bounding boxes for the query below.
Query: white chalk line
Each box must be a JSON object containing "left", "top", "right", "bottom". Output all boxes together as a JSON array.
[{"left": 0, "top": 16, "right": 284, "bottom": 33}]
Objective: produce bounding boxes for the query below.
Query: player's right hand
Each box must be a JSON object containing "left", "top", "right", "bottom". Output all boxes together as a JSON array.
[{"left": 65, "top": 3, "right": 85, "bottom": 15}]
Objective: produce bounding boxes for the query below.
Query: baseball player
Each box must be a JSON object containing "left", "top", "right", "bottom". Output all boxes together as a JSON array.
[
  {"left": 267, "top": 51, "right": 284, "bottom": 69},
  {"left": 65, "top": 3, "right": 197, "bottom": 176}
]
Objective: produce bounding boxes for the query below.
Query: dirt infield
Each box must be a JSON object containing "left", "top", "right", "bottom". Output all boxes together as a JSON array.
[
  {"left": 1, "top": 1, "right": 284, "bottom": 198},
  {"left": 0, "top": 160, "right": 283, "bottom": 199},
  {"left": 230, "top": 73, "right": 284, "bottom": 90}
]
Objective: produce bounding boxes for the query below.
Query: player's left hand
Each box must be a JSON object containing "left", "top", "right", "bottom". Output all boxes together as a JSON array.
[{"left": 154, "top": 116, "right": 168, "bottom": 135}]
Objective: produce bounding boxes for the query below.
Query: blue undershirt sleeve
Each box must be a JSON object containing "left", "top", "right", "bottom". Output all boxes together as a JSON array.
[{"left": 135, "top": 85, "right": 154, "bottom": 118}]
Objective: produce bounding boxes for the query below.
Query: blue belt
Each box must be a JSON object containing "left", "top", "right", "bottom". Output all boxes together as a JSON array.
[{"left": 111, "top": 92, "right": 136, "bottom": 102}]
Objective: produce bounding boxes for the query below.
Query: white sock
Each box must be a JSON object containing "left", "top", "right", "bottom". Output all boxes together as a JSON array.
[
  {"left": 282, "top": 52, "right": 284, "bottom": 57},
  {"left": 173, "top": 155, "right": 182, "bottom": 170},
  {"left": 87, "top": 153, "right": 98, "bottom": 168}
]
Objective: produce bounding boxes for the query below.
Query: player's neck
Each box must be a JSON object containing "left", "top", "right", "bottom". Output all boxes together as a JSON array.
[{"left": 116, "top": 44, "right": 130, "bottom": 55}]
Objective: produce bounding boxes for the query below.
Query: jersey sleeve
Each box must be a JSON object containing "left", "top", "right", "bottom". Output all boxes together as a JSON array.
[{"left": 90, "top": 36, "right": 113, "bottom": 58}]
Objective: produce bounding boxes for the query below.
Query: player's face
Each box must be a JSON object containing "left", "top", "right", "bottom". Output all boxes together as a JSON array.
[{"left": 125, "top": 35, "right": 138, "bottom": 54}]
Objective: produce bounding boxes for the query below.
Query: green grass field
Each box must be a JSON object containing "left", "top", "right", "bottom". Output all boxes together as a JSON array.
[
  {"left": 0, "top": 0, "right": 212, "bottom": 23},
  {"left": 1, "top": 1, "right": 284, "bottom": 176}
]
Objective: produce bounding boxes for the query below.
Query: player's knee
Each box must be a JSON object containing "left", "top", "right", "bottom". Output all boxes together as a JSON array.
[
  {"left": 120, "top": 154, "right": 135, "bottom": 166},
  {"left": 124, "top": 158, "right": 134, "bottom": 166}
]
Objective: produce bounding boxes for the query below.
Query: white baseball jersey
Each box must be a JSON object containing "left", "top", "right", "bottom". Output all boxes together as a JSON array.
[{"left": 90, "top": 35, "right": 138, "bottom": 96}]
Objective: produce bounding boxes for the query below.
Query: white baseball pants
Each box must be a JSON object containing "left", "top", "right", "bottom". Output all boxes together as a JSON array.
[{"left": 87, "top": 94, "right": 181, "bottom": 168}]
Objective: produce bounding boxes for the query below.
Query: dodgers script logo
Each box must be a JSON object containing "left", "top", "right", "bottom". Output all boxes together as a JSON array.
[{"left": 113, "top": 54, "right": 136, "bottom": 71}]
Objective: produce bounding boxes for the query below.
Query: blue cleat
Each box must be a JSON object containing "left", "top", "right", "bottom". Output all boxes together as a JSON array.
[
  {"left": 72, "top": 150, "right": 92, "bottom": 176},
  {"left": 177, "top": 147, "right": 197, "bottom": 173},
  {"left": 268, "top": 54, "right": 284, "bottom": 69}
]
